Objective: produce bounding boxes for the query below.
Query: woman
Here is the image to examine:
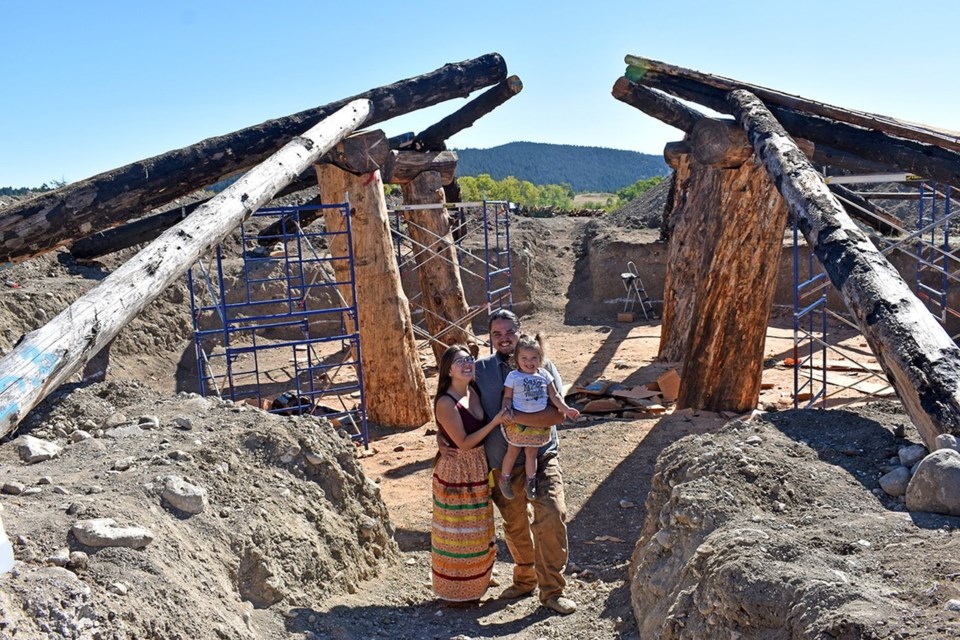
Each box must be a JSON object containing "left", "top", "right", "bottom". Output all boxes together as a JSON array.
[{"left": 431, "top": 344, "right": 507, "bottom": 602}]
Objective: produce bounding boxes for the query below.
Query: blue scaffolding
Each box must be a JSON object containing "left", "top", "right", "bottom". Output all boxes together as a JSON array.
[
  {"left": 188, "top": 202, "right": 368, "bottom": 446},
  {"left": 793, "top": 177, "right": 959, "bottom": 408},
  {"left": 390, "top": 199, "right": 513, "bottom": 355}
]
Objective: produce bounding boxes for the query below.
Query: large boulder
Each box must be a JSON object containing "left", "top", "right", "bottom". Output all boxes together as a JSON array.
[{"left": 905, "top": 449, "right": 960, "bottom": 516}]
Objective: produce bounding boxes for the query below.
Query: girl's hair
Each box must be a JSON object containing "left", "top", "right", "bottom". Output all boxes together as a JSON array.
[
  {"left": 434, "top": 344, "right": 472, "bottom": 407},
  {"left": 512, "top": 333, "right": 546, "bottom": 368}
]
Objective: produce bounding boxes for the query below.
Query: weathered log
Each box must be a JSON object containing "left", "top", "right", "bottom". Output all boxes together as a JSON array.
[
  {"left": 71, "top": 130, "right": 392, "bottom": 259},
  {"left": 671, "top": 151, "right": 791, "bottom": 412},
  {"left": 611, "top": 77, "right": 704, "bottom": 133},
  {"left": 827, "top": 183, "right": 904, "bottom": 236},
  {"left": 0, "top": 54, "right": 507, "bottom": 264},
  {"left": 627, "top": 71, "right": 960, "bottom": 187},
  {"left": 400, "top": 171, "right": 473, "bottom": 363},
  {"left": 729, "top": 89, "right": 960, "bottom": 450},
  {"left": 663, "top": 142, "right": 690, "bottom": 171},
  {"left": 411, "top": 75, "right": 523, "bottom": 151},
  {"left": 0, "top": 100, "right": 371, "bottom": 438},
  {"left": 315, "top": 164, "right": 433, "bottom": 429},
  {"left": 382, "top": 150, "right": 458, "bottom": 185},
  {"left": 626, "top": 55, "right": 960, "bottom": 152}
]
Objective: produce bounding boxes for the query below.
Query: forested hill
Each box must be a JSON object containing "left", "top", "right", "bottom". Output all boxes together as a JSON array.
[{"left": 454, "top": 141, "right": 668, "bottom": 192}]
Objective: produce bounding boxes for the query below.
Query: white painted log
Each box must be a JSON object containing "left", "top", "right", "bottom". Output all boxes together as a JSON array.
[
  {"left": 729, "top": 89, "right": 960, "bottom": 450},
  {"left": 0, "top": 100, "right": 371, "bottom": 437}
]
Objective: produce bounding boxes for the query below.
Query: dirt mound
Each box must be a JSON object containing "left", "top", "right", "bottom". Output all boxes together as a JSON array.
[
  {"left": 608, "top": 176, "right": 672, "bottom": 233},
  {"left": 0, "top": 380, "right": 397, "bottom": 638},
  {"left": 631, "top": 403, "right": 960, "bottom": 639}
]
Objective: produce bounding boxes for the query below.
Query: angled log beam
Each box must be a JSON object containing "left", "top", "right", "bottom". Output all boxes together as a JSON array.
[
  {"left": 0, "top": 53, "right": 507, "bottom": 264},
  {"left": 611, "top": 77, "right": 705, "bottom": 133},
  {"left": 729, "top": 89, "right": 960, "bottom": 450},
  {"left": 626, "top": 55, "right": 960, "bottom": 152},
  {"left": 411, "top": 75, "right": 523, "bottom": 151},
  {"left": 627, "top": 72, "right": 960, "bottom": 188},
  {"left": 827, "top": 183, "right": 905, "bottom": 237},
  {"left": 0, "top": 100, "right": 371, "bottom": 439}
]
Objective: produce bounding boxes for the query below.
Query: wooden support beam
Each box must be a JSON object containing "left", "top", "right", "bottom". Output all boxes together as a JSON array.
[
  {"left": 412, "top": 75, "right": 523, "bottom": 151},
  {"left": 0, "top": 53, "right": 507, "bottom": 264},
  {"left": 315, "top": 164, "right": 433, "bottom": 429},
  {"left": 625, "top": 71, "right": 960, "bottom": 187},
  {"left": 0, "top": 100, "right": 371, "bottom": 438},
  {"left": 827, "top": 183, "right": 905, "bottom": 236},
  {"left": 382, "top": 150, "right": 458, "bottom": 185},
  {"left": 400, "top": 171, "right": 473, "bottom": 364},
  {"left": 611, "top": 77, "right": 705, "bottom": 133},
  {"left": 626, "top": 55, "right": 960, "bottom": 153},
  {"left": 729, "top": 88, "right": 960, "bottom": 450}
]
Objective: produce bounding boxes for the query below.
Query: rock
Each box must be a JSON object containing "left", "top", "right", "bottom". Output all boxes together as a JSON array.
[
  {"left": 173, "top": 416, "right": 193, "bottom": 430},
  {"left": 21, "top": 487, "right": 42, "bottom": 496},
  {"left": 168, "top": 450, "right": 193, "bottom": 462},
  {"left": 68, "top": 551, "right": 89, "bottom": 570},
  {"left": 37, "top": 476, "right": 52, "bottom": 485},
  {"left": 946, "top": 599, "right": 960, "bottom": 612},
  {"left": 15, "top": 435, "right": 62, "bottom": 463},
  {"left": 619, "top": 499, "right": 636, "bottom": 509},
  {"left": 935, "top": 434, "right": 960, "bottom": 453},
  {"left": 2, "top": 482, "right": 25, "bottom": 495},
  {"left": 105, "top": 425, "right": 145, "bottom": 439},
  {"left": 47, "top": 548, "right": 71, "bottom": 567},
  {"left": 161, "top": 476, "right": 208, "bottom": 514},
  {"left": 72, "top": 518, "right": 154, "bottom": 548},
  {"left": 906, "top": 449, "right": 960, "bottom": 516},
  {"left": 102, "top": 412, "right": 129, "bottom": 429},
  {"left": 69, "top": 430, "right": 92, "bottom": 443},
  {"left": 899, "top": 444, "right": 928, "bottom": 467},
  {"left": 108, "top": 582, "right": 129, "bottom": 595},
  {"left": 879, "top": 466, "right": 911, "bottom": 497},
  {"left": 744, "top": 435, "right": 762, "bottom": 446},
  {"left": 138, "top": 415, "right": 160, "bottom": 430},
  {"left": 112, "top": 457, "right": 135, "bottom": 472}
]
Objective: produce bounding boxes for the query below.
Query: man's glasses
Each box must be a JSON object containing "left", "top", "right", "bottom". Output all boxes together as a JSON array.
[{"left": 453, "top": 356, "right": 475, "bottom": 366}]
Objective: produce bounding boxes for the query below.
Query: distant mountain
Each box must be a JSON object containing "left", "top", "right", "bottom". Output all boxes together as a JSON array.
[{"left": 453, "top": 141, "right": 668, "bottom": 192}]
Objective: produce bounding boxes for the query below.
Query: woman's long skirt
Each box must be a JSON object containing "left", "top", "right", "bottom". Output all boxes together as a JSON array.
[{"left": 431, "top": 445, "right": 495, "bottom": 601}]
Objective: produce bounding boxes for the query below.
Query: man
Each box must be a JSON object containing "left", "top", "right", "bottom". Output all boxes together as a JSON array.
[{"left": 474, "top": 308, "right": 576, "bottom": 615}]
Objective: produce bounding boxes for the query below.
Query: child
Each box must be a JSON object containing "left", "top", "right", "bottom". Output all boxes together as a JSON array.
[{"left": 499, "top": 334, "right": 580, "bottom": 500}]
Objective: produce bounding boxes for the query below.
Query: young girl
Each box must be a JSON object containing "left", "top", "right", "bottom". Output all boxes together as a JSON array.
[{"left": 499, "top": 334, "right": 580, "bottom": 500}]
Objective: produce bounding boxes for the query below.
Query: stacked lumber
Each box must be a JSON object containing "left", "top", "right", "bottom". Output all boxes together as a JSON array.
[{"left": 567, "top": 369, "right": 680, "bottom": 419}]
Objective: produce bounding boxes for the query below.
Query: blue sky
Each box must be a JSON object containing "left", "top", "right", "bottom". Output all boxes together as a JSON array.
[{"left": 2, "top": 0, "right": 958, "bottom": 188}]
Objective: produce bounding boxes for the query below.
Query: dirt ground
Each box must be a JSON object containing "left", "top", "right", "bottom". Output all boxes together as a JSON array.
[{"left": 1, "top": 198, "right": 959, "bottom": 639}]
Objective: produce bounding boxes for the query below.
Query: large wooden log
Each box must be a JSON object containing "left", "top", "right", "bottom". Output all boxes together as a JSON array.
[
  {"left": 626, "top": 71, "right": 960, "bottom": 187},
  {"left": 411, "top": 75, "right": 523, "bottom": 151},
  {"left": 611, "top": 76, "right": 704, "bottom": 133},
  {"left": 315, "top": 165, "right": 432, "bottom": 429},
  {"left": 0, "top": 54, "right": 507, "bottom": 264},
  {"left": 730, "top": 89, "right": 960, "bottom": 450},
  {"left": 626, "top": 55, "right": 960, "bottom": 153},
  {"left": 381, "top": 150, "right": 458, "bottom": 185},
  {"left": 400, "top": 171, "right": 473, "bottom": 363},
  {"left": 0, "top": 100, "right": 371, "bottom": 438}
]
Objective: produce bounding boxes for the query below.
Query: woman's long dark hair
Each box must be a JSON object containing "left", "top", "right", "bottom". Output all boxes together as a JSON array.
[{"left": 435, "top": 344, "right": 470, "bottom": 407}]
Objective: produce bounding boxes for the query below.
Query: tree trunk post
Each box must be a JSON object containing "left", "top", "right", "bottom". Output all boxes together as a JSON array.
[
  {"left": 0, "top": 100, "right": 371, "bottom": 438},
  {"left": 315, "top": 165, "right": 433, "bottom": 428},
  {"left": 400, "top": 171, "right": 473, "bottom": 364},
  {"left": 730, "top": 88, "right": 960, "bottom": 449}
]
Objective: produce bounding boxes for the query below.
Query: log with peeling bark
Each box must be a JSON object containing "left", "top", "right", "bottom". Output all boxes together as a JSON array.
[
  {"left": 625, "top": 70, "right": 960, "bottom": 187},
  {"left": 729, "top": 89, "right": 960, "bottom": 450},
  {"left": 381, "top": 150, "right": 458, "bottom": 185},
  {"left": 626, "top": 55, "right": 960, "bottom": 153},
  {"left": 411, "top": 75, "right": 523, "bottom": 151},
  {"left": 400, "top": 171, "right": 474, "bottom": 363},
  {"left": 0, "top": 53, "right": 507, "bottom": 264},
  {"left": 315, "top": 164, "right": 433, "bottom": 428},
  {"left": 611, "top": 76, "right": 704, "bottom": 133},
  {"left": 0, "top": 100, "right": 371, "bottom": 438}
]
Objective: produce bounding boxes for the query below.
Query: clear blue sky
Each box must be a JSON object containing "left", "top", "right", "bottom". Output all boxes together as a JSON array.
[{"left": 2, "top": 0, "right": 958, "bottom": 188}]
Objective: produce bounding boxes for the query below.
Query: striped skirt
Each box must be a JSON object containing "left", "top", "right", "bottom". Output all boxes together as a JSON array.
[{"left": 431, "top": 445, "right": 495, "bottom": 601}]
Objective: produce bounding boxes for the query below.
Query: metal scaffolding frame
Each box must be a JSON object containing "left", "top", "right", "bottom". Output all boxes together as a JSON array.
[
  {"left": 390, "top": 199, "right": 514, "bottom": 356},
  {"left": 187, "top": 202, "right": 369, "bottom": 446},
  {"left": 793, "top": 176, "right": 959, "bottom": 408}
]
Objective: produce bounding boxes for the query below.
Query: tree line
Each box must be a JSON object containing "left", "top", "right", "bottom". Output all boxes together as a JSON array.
[{"left": 458, "top": 174, "right": 664, "bottom": 211}]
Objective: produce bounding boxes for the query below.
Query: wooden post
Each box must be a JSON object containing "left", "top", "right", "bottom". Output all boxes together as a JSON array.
[
  {"left": 315, "top": 165, "right": 433, "bottom": 428},
  {"left": 0, "top": 53, "right": 507, "bottom": 264},
  {"left": 0, "top": 100, "right": 371, "bottom": 438},
  {"left": 730, "top": 88, "right": 960, "bottom": 449},
  {"left": 658, "top": 117, "right": 791, "bottom": 412},
  {"left": 400, "top": 171, "right": 473, "bottom": 363}
]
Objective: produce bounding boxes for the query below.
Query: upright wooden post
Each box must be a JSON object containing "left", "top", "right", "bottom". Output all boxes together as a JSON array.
[
  {"left": 400, "top": 171, "right": 473, "bottom": 363},
  {"left": 658, "top": 119, "right": 791, "bottom": 412},
  {"left": 315, "top": 164, "right": 432, "bottom": 428}
]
